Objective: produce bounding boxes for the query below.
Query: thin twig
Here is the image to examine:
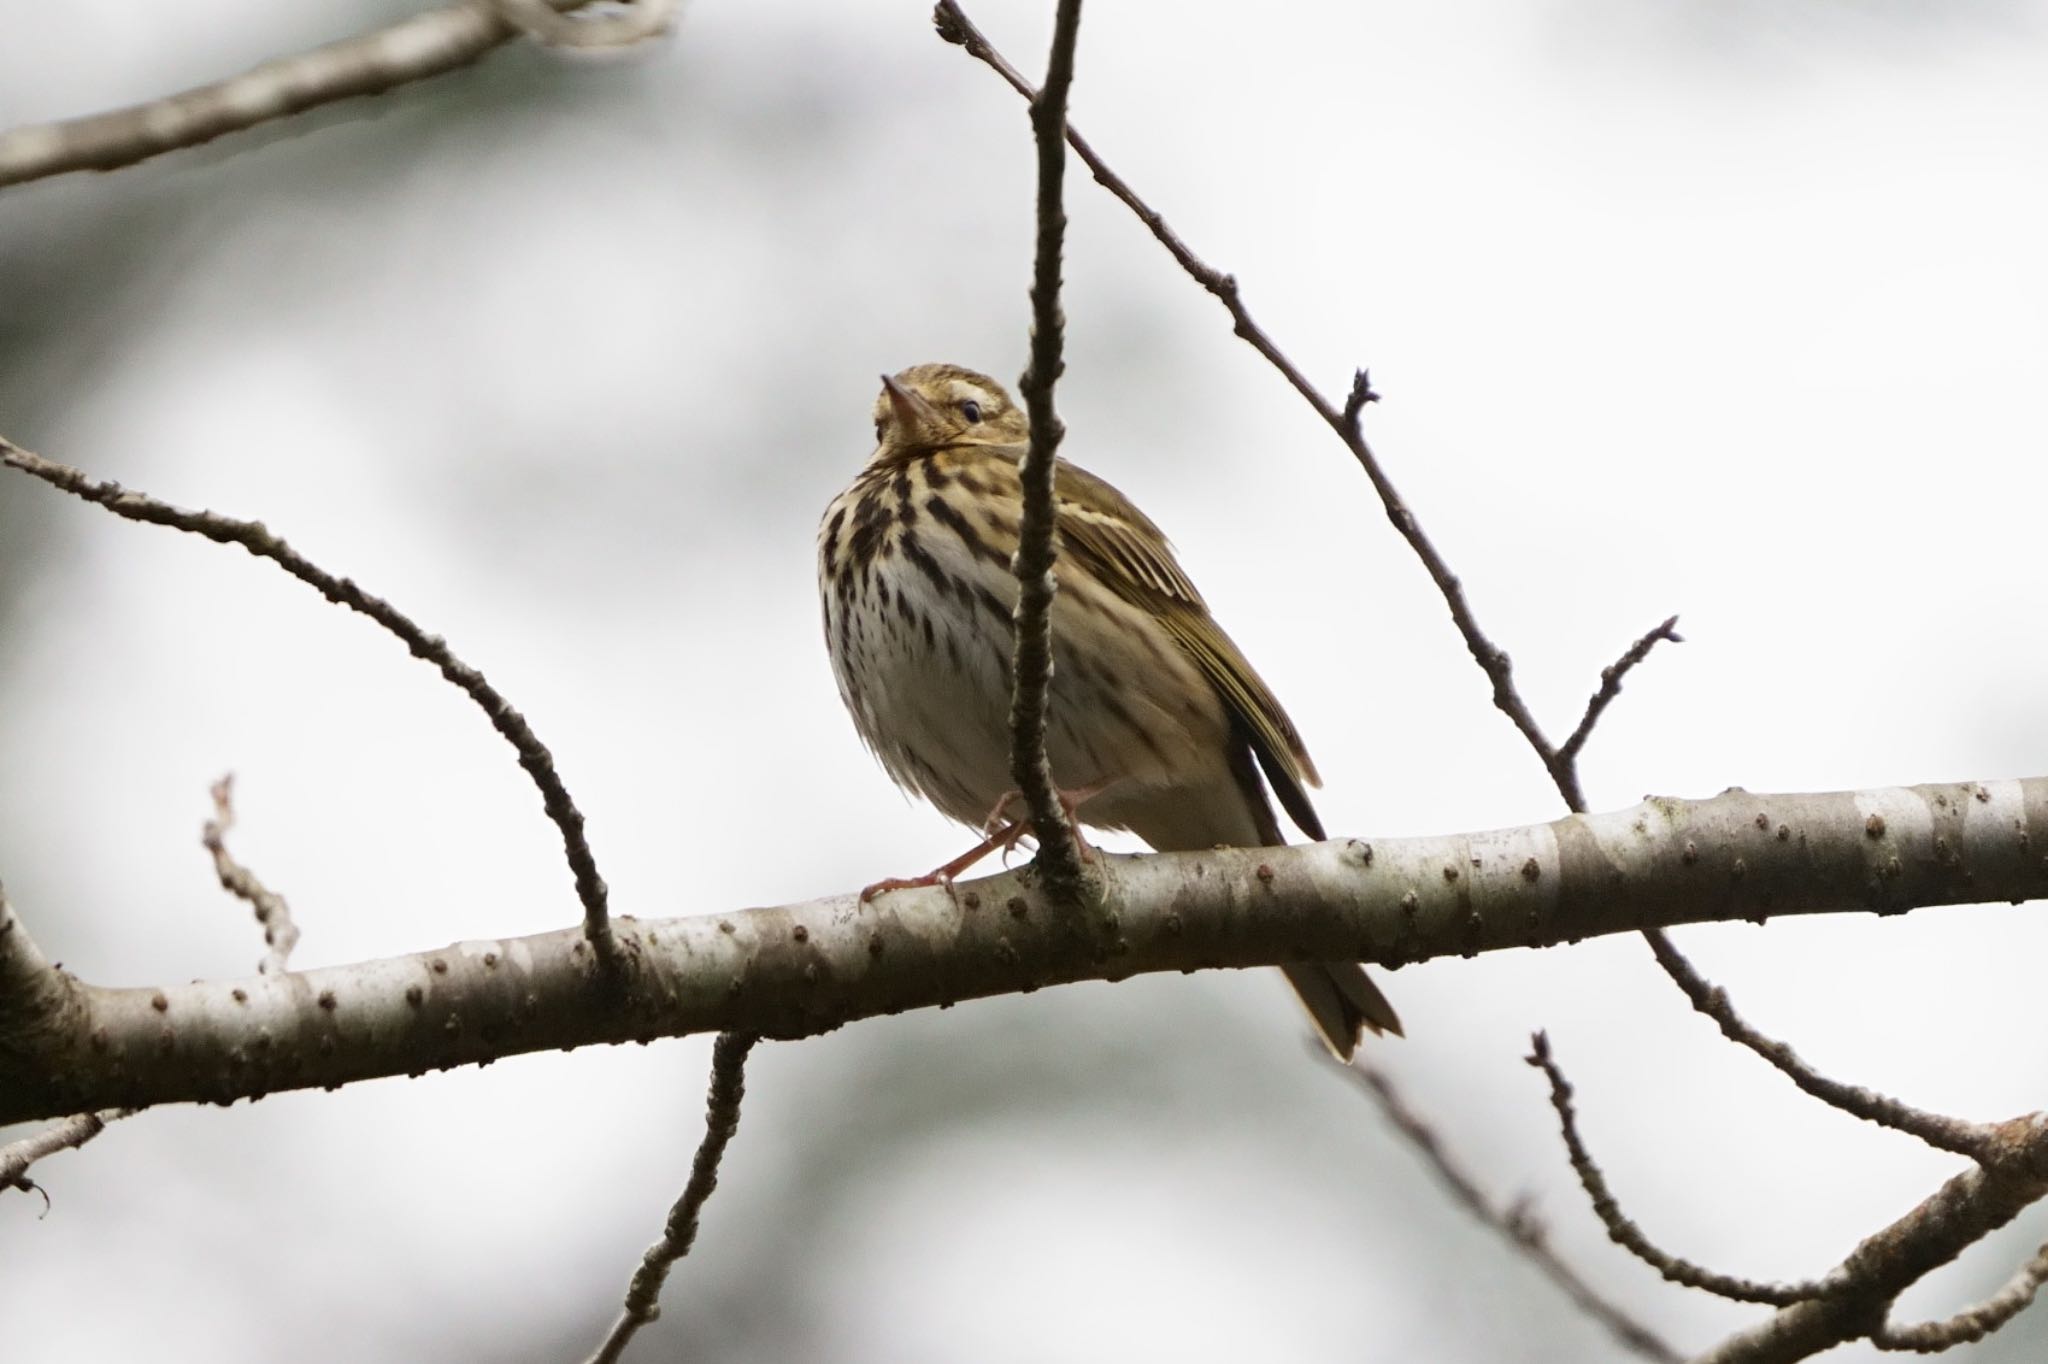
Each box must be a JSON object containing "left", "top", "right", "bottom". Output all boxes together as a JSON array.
[
  {"left": 586, "top": 1032, "right": 760, "bottom": 1364},
  {"left": 1003, "top": 0, "right": 1088, "bottom": 903},
  {"left": 0, "top": 0, "right": 606, "bottom": 190},
  {"left": 1342, "top": 1055, "right": 1681, "bottom": 1362},
  {"left": 0, "top": 436, "right": 620, "bottom": 978},
  {"left": 1639, "top": 932, "right": 1994, "bottom": 1161},
  {"left": 1, "top": 1108, "right": 133, "bottom": 1207},
  {"left": 201, "top": 774, "right": 299, "bottom": 976},
  {"left": 1526, "top": 1032, "right": 1824, "bottom": 1307},
  {"left": 1556, "top": 616, "right": 1683, "bottom": 769},
  {"left": 1870, "top": 1240, "right": 2048, "bottom": 1351}
]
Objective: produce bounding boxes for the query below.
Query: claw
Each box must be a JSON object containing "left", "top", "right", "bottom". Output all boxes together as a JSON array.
[{"left": 861, "top": 782, "right": 1111, "bottom": 900}]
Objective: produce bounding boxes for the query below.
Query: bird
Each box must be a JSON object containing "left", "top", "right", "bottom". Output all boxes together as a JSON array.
[{"left": 817, "top": 362, "right": 1401, "bottom": 1057}]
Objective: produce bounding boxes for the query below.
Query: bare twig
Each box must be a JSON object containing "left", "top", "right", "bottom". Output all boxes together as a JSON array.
[
  {"left": 1004, "top": 0, "right": 1088, "bottom": 903},
  {"left": 1639, "top": 931, "right": 1994, "bottom": 1162},
  {"left": 201, "top": 774, "right": 299, "bottom": 976},
  {"left": 0, "top": 436, "right": 620, "bottom": 978},
  {"left": 587, "top": 1032, "right": 760, "bottom": 1364},
  {"left": 1556, "top": 616, "right": 1683, "bottom": 769},
  {"left": 1526, "top": 1032, "right": 1824, "bottom": 1307},
  {"left": 0, "top": 1108, "right": 132, "bottom": 1206},
  {"left": 0, "top": 0, "right": 609, "bottom": 190},
  {"left": 1870, "top": 1239, "right": 2048, "bottom": 1352},
  {"left": 490, "top": 0, "right": 679, "bottom": 49},
  {"left": 1342, "top": 1055, "right": 1681, "bottom": 1362}
]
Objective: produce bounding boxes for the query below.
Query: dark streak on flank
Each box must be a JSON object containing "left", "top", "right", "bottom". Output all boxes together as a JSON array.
[
  {"left": 1101, "top": 692, "right": 1169, "bottom": 764},
  {"left": 926, "top": 495, "right": 1006, "bottom": 568},
  {"left": 899, "top": 528, "right": 953, "bottom": 601}
]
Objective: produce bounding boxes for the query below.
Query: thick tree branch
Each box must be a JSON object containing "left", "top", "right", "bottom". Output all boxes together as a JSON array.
[
  {"left": 2, "top": 778, "right": 2041, "bottom": 1125},
  {"left": 0, "top": 0, "right": 615, "bottom": 190},
  {"left": 0, "top": 436, "right": 620, "bottom": 978},
  {"left": 1005, "top": 0, "right": 1087, "bottom": 901}
]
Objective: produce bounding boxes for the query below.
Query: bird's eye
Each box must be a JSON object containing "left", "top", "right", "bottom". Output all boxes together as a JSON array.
[
  {"left": 874, "top": 418, "right": 886, "bottom": 442},
  {"left": 959, "top": 400, "right": 983, "bottom": 424}
]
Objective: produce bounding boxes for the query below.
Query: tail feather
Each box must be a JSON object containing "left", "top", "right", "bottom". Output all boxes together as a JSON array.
[
  {"left": 1121, "top": 737, "right": 1404, "bottom": 1059},
  {"left": 1283, "top": 963, "right": 1404, "bottom": 1059}
]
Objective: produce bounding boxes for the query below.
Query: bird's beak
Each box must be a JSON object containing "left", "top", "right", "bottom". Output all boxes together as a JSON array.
[{"left": 880, "top": 373, "right": 937, "bottom": 427}]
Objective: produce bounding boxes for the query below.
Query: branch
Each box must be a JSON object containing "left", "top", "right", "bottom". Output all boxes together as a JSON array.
[
  {"left": 492, "top": 0, "right": 679, "bottom": 50},
  {"left": 0, "top": 0, "right": 614, "bottom": 190},
  {"left": 1005, "top": 0, "right": 1088, "bottom": 902},
  {"left": 2, "top": 778, "right": 2040, "bottom": 1124},
  {"left": 0, "top": 436, "right": 620, "bottom": 978},
  {"left": 1871, "top": 1239, "right": 2048, "bottom": 1351},
  {"left": 587, "top": 1032, "right": 759, "bottom": 1364},
  {"left": 1639, "top": 929, "right": 1992, "bottom": 1160},
  {"left": 1556, "top": 615, "right": 1683, "bottom": 769},
  {"left": 1341, "top": 1055, "right": 1681, "bottom": 1362},
  {"left": 0, "top": 1107, "right": 132, "bottom": 1205},
  {"left": 1527, "top": 1032, "right": 1823, "bottom": 1306},
  {"left": 202, "top": 775, "right": 299, "bottom": 976},
  {"left": 1691, "top": 1115, "right": 2048, "bottom": 1364}
]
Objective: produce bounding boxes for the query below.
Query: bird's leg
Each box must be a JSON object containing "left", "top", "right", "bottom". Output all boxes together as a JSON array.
[{"left": 860, "top": 781, "right": 1115, "bottom": 901}]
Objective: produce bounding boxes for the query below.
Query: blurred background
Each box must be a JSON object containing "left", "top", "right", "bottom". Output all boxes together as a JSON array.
[{"left": 4, "top": 1, "right": 2048, "bottom": 1360}]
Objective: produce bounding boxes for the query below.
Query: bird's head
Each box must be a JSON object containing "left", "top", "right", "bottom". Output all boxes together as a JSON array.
[{"left": 871, "top": 364, "right": 1029, "bottom": 455}]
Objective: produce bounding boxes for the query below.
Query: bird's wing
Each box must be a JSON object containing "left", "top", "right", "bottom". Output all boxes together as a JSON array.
[{"left": 1051, "top": 460, "right": 1324, "bottom": 836}]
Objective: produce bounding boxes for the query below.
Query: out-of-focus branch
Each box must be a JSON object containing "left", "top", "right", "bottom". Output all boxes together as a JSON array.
[
  {"left": 1870, "top": 1240, "right": 2048, "bottom": 1351},
  {"left": 587, "top": 1032, "right": 760, "bottom": 1364},
  {"left": 0, "top": 778, "right": 2040, "bottom": 1125},
  {"left": 202, "top": 775, "right": 299, "bottom": 976},
  {"left": 492, "top": 0, "right": 678, "bottom": 49},
  {"left": 1341, "top": 1056, "right": 1681, "bottom": 1362},
  {"left": 1527, "top": 1032, "right": 1823, "bottom": 1306},
  {"left": 0, "top": 0, "right": 617, "bottom": 190},
  {"left": 0, "top": 435, "right": 620, "bottom": 979},
  {"left": 1004, "top": 0, "right": 1087, "bottom": 903}
]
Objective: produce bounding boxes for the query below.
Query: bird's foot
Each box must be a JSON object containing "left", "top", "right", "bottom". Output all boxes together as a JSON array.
[{"left": 861, "top": 784, "right": 1110, "bottom": 902}]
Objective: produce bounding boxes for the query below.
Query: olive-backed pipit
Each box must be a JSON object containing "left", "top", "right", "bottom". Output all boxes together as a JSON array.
[{"left": 818, "top": 363, "right": 1401, "bottom": 1057}]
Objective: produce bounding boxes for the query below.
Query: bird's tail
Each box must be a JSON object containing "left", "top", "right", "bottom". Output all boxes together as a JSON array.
[
  {"left": 1120, "top": 754, "right": 1403, "bottom": 1060},
  {"left": 1281, "top": 962, "right": 1403, "bottom": 1059}
]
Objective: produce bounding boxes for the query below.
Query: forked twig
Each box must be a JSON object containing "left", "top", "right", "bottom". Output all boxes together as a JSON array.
[{"left": 1526, "top": 1032, "right": 1824, "bottom": 1306}]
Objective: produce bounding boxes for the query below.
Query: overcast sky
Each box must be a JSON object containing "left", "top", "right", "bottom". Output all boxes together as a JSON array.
[{"left": 4, "top": 3, "right": 2047, "bottom": 1361}]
